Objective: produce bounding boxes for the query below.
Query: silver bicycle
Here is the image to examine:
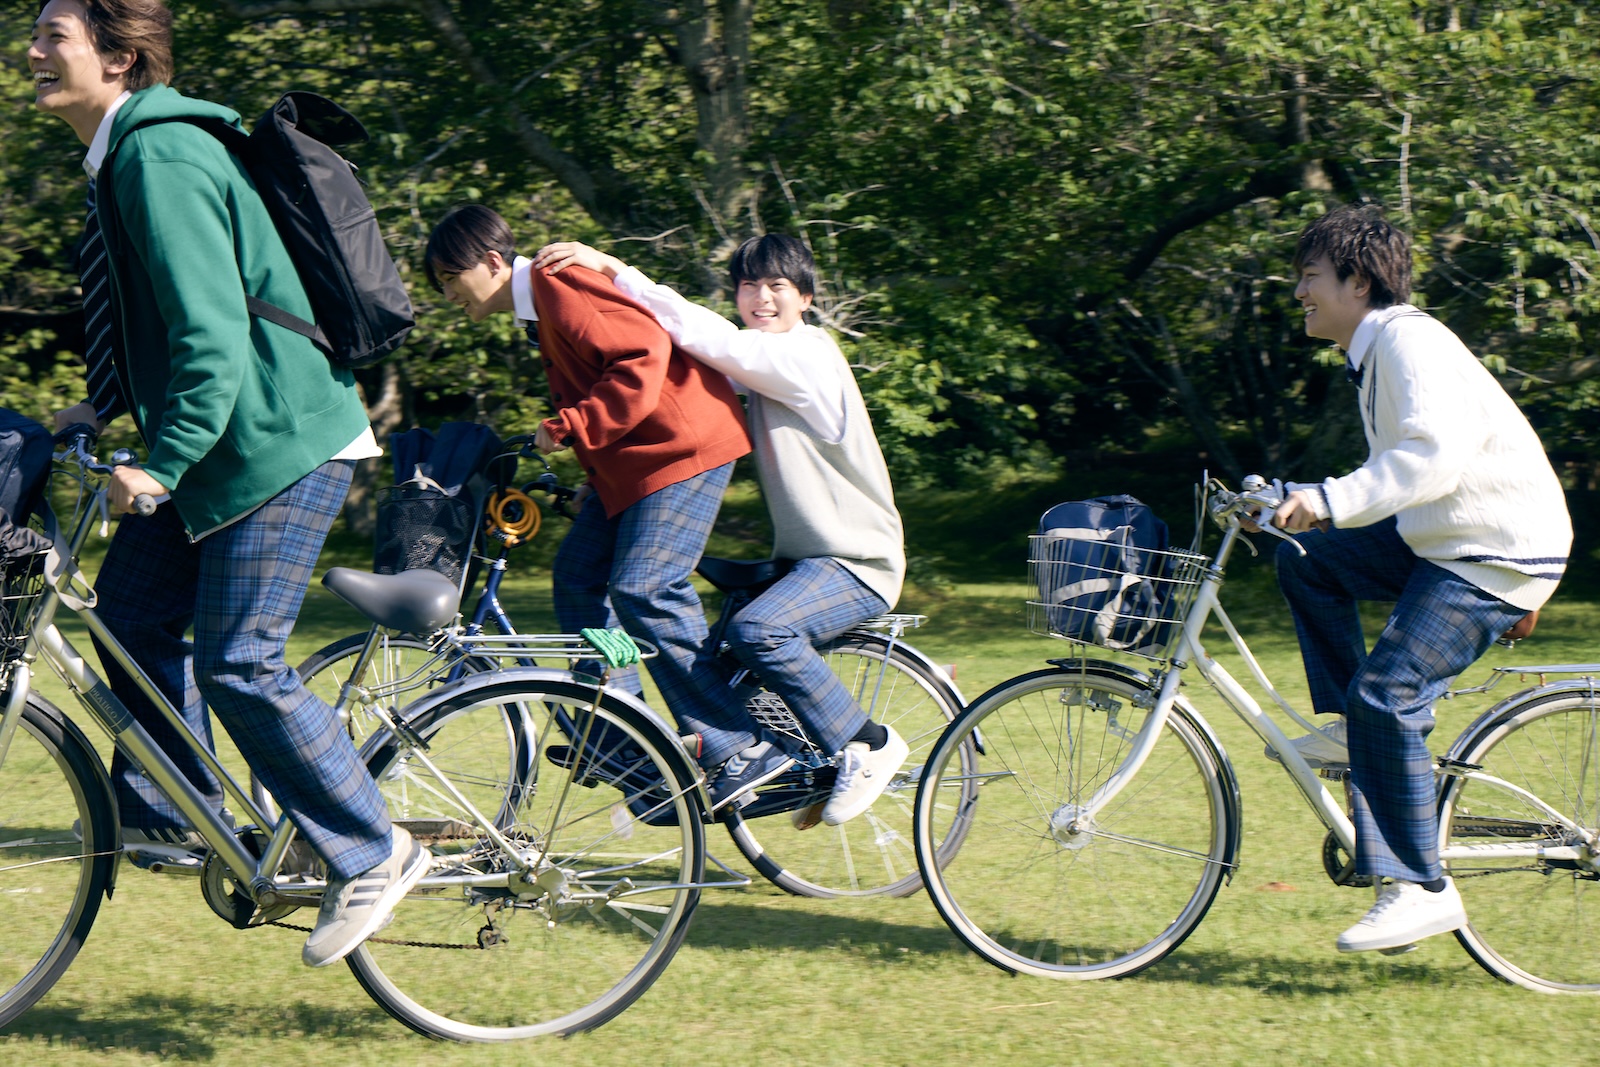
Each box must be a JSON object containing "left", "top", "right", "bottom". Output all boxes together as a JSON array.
[
  {"left": 269, "top": 451, "right": 975, "bottom": 899},
  {"left": 912, "top": 475, "right": 1599, "bottom": 991},
  {"left": 0, "top": 436, "right": 727, "bottom": 1040}
]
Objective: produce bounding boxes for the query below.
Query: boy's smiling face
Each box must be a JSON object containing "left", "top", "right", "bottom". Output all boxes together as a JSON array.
[
  {"left": 29, "top": 0, "right": 130, "bottom": 142},
  {"left": 737, "top": 275, "right": 812, "bottom": 333},
  {"left": 1293, "top": 254, "right": 1371, "bottom": 351}
]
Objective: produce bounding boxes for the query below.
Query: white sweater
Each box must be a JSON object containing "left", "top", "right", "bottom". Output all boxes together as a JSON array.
[
  {"left": 1321, "top": 305, "right": 1571, "bottom": 611},
  {"left": 613, "top": 268, "right": 905, "bottom": 605}
]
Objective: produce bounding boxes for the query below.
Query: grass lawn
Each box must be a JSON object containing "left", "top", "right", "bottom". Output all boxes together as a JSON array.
[{"left": 4, "top": 486, "right": 1599, "bottom": 1067}]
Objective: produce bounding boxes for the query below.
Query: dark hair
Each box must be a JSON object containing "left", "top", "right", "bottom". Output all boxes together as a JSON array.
[
  {"left": 728, "top": 234, "right": 815, "bottom": 297},
  {"left": 424, "top": 205, "right": 516, "bottom": 292},
  {"left": 1292, "top": 205, "right": 1411, "bottom": 307},
  {"left": 49, "top": 0, "right": 175, "bottom": 90}
]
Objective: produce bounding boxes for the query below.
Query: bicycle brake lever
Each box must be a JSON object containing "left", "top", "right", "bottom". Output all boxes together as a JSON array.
[{"left": 1242, "top": 503, "right": 1308, "bottom": 557}]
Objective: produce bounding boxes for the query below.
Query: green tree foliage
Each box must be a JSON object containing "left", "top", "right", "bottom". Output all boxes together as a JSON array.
[{"left": 2, "top": 1, "right": 1596, "bottom": 493}]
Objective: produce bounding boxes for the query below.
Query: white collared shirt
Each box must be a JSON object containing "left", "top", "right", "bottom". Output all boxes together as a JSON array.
[
  {"left": 511, "top": 255, "right": 539, "bottom": 332},
  {"left": 1344, "top": 306, "right": 1385, "bottom": 372},
  {"left": 83, "top": 90, "right": 131, "bottom": 178}
]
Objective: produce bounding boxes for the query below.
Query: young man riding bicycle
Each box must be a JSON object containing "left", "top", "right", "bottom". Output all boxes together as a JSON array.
[{"left": 1268, "top": 205, "right": 1572, "bottom": 953}]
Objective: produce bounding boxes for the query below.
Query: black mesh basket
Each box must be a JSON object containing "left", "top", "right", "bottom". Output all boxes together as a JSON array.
[
  {"left": 0, "top": 548, "right": 48, "bottom": 662},
  {"left": 372, "top": 484, "right": 477, "bottom": 588}
]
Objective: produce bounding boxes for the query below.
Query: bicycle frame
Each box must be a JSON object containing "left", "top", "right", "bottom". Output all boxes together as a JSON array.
[
  {"left": 1065, "top": 490, "right": 1599, "bottom": 871},
  {"left": 1065, "top": 515, "right": 1358, "bottom": 855},
  {"left": 5, "top": 484, "right": 292, "bottom": 899}
]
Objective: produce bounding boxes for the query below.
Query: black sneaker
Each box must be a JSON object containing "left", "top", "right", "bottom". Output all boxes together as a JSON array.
[{"left": 706, "top": 742, "right": 797, "bottom": 811}]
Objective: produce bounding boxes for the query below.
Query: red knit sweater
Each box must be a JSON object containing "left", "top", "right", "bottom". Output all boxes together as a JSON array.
[{"left": 532, "top": 265, "right": 751, "bottom": 516}]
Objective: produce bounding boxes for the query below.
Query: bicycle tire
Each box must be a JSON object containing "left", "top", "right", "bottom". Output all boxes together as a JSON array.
[
  {"left": 0, "top": 692, "right": 118, "bottom": 1027},
  {"left": 1438, "top": 685, "right": 1600, "bottom": 992},
  {"left": 251, "top": 632, "right": 496, "bottom": 822},
  {"left": 347, "top": 674, "right": 705, "bottom": 1040},
  {"left": 913, "top": 665, "right": 1234, "bottom": 979},
  {"left": 723, "top": 633, "right": 975, "bottom": 897}
]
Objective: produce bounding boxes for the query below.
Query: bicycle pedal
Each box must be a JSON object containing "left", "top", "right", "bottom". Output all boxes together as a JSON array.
[
  {"left": 1377, "top": 942, "right": 1420, "bottom": 956},
  {"left": 127, "top": 851, "right": 206, "bottom": 875},
  {"left": 791, "top": 800, "right": 826, "bottom": 831}
]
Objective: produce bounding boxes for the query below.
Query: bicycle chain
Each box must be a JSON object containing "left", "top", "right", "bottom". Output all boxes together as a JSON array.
[{"left": 266, "top": 918, "right": 485, "bottom": 950}]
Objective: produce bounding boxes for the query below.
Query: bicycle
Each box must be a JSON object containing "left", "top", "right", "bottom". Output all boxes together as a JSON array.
[
  {"left": 277, "top": 440, "right": 978, "bottom": 898},
  {"left": 0, "top": 435, "right": 722, "bottom": 1039},
  {"left": 911, "top": 474, "right": 1600, "bottom": 991}
]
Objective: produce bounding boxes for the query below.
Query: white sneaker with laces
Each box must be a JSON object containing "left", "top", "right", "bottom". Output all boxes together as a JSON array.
[
  {"left": 1265, "top": 716, "right": 1349, "bottom": 768},
  {"left": 303, "top": 825, "right": 431, "bottom": 968},
  {"left": 1336, "top": 877, "right": 1466, "bottom": 953},
  {"left": 821, "top": 726, "right": 910, "bottom": 826}
]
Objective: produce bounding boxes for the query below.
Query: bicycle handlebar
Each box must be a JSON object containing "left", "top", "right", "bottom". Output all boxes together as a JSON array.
[
  {"left": 1206, "top": 475, "right": 1307, "bottom": 556},
  {"left": 52, "top": 430, "right": 160, "bottom": 515}
]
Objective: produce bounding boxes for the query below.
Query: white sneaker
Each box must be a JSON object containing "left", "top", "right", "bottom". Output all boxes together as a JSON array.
[
  {"left": 1336, "top": 878, "right": 1466, "bottom": 953},
  {"left": 1265, "top": 716, "right": 1349, "bottom": 768},
  {"left": 821, "top": 726, "right": 910, "bottom": 826},
  {"left": 303, "top": 826, "right": 431, "bottom": 968}
]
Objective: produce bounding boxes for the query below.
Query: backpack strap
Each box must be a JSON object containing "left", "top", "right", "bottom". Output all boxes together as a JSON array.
[{"left": 105, "top": 115, "right": 332, "bottom": 355}]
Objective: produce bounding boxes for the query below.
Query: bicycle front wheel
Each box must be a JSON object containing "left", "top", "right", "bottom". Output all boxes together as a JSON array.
[
  {"left": 914, "top": 665, "right": 1233, "bottom": 979},
  {"left": 1439, "top": 686, "right": 1600, "bottom": 992},
  {"left": 348, "top": 676, "right": 705, "bottom": 1040},
  {"left": 0, "top": 692, "right": 118, "bottom": 1027},
  {"left": 723, "top": 633, "right": 975, "bottom": 897}
]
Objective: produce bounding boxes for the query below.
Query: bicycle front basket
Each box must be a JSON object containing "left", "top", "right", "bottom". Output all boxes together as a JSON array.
[
  {"left": 1027, "top": 534, "right": 1206, "bottom": 660},
  {"left": 373, "top": 484, "right": 477, "bottom": 587},
  {"left": 0, "top": 546, "right": 48, "bottom": 662}
]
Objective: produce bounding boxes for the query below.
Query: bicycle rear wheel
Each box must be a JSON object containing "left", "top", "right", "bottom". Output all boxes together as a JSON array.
[
  {"left": 724, "top": 633, "right": 974, "bottom": 897},
  {"left": 348, "top": 676, "right": 705, "bottom": 1040},
  {"left": 0, "top": 692, "right": 117, "bottom": 1027},
  {"left": 913, "top": 666, "right": 1234, "bottom": 979},
  {"left": 1439, "top": 686, "right": 1600, "bottom": 992}
]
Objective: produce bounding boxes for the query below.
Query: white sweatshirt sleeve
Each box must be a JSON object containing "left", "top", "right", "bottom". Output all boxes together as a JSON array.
[
  {"left": 1322, "top": 317, "right": 1490, "bottom": 528},
  {"left": 613, "top": 266, "right": 847, "bottom": 442}
]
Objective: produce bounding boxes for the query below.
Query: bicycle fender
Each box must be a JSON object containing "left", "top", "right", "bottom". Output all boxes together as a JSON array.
[
  {"left": 1443, "top": 674, "right": 1600, "bottom": 764},
  {"left": 365, "top": 666, "right": 704, "bottom": 803}
]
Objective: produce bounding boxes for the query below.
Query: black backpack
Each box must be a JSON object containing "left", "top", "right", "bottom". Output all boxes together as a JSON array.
[{"left": 115, "top": 92, "right": 414, "bottom": 369}]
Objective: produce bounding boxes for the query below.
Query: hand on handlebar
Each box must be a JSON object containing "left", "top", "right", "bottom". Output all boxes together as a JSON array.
[
  {"left": 109, "top": 465, "right": 167, "bottom": 516},
  {"left": 1272, "top": 490, "right": 1331, "bottom": 535}
]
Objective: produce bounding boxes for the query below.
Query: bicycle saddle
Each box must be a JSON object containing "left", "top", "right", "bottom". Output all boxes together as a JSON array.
[
  {"left": 696, "top": 557, "right": 794, "bottom": 594},
  {"left": 321, "top": 567, "right": 462, "bottom": 633}
]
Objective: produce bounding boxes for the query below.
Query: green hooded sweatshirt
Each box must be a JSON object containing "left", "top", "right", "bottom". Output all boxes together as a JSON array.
[{"left": 96, "top": 85, "right": 372, "bottom": 536}]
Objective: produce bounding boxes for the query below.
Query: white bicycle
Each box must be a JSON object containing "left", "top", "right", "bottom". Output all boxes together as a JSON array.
[{"left": 912, "top": 475, "right": 1600, "bottom": 992}]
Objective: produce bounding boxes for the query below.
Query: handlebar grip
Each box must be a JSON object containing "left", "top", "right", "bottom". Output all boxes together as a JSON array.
[{"left": 133, "top": 494, "right": 158, "bottom": 517}]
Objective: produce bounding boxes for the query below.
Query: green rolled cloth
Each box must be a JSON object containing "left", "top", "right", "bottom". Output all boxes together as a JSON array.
[{"left": 579, "top": 626, "right": 642, "bottom": 669}]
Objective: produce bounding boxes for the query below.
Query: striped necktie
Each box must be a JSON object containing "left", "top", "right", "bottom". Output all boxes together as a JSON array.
[{"left": 80, "top": 179, "right": 127, "bottom": 423}]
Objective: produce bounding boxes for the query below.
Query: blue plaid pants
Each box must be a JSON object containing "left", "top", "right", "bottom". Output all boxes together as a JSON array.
[
  {"left": 1276, "top": 518, "right": 1526, "bottom": 882},
  {"left": 551, "top": 463, "right": 753, "bottom": 767},
  {"left": 721, "top": 557, "right": 888, "bottom": 758},
  {"left": 95, "top": 461, "right": 393, "bottom": 880}
]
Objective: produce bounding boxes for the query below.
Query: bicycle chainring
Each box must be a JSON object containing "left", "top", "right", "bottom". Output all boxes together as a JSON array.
[{"left": 200, "top": 828, "right": 313, "bottom": 928}]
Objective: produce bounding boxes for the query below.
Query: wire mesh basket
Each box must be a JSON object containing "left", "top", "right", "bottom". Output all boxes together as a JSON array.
[
  {"left": 1026, "top": 533, "right": 1208, "bottom": 661},
  {"left": 373, "top": 485, "right": 478, "bottom": 588},
  {"left": 0, "top": 548, "right": 49, "bottom": 662}
]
